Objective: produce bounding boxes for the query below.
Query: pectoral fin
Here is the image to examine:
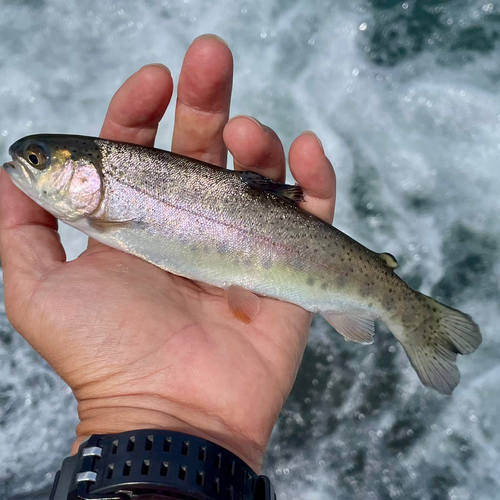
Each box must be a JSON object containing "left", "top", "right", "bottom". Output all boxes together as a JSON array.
[
  {"left": 88, "top": 218, "right": 138, "bottom": 233},
  {"left": 322, "top": 311, "right": 376, "bottom": 344},
  {"left": 226, "top": 285, "right": 261, "bottom": 324}
]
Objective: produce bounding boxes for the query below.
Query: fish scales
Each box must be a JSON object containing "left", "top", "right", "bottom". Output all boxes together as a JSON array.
[
  {"left": 3, "top": 134, "right": 482, "bottom": 395},
  {"left": 97, "top": 139, "right": 392, "bottom": 312}
]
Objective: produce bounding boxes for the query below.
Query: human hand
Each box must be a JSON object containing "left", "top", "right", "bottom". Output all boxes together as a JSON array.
[{"left": 0, "top": 35, "right": 336, "bottom": 472}]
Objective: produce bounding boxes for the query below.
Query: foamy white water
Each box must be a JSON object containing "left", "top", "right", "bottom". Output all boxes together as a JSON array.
[{"left": 0, "top": 0, "right": 499, "bottom": 499}]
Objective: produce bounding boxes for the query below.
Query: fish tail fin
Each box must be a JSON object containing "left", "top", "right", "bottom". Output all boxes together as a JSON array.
[{"left": 397, "top": 295, "right": 482, "bottom": 395}]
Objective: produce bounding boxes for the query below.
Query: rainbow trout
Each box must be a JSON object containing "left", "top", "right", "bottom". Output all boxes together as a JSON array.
[{"left": 3, "top": 134, "right": 482, "bottom": 394}]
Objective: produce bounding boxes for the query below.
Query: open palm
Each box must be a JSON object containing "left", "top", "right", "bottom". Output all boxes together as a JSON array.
[{"left": 0, "top": 36, "right": 336, "bottom": 472}]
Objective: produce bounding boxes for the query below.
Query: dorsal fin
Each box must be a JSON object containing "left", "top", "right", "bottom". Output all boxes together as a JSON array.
[
  {"left": 378, "top": 252, "right": 398, "bottom": 269},
  {"left": 238, "top": 171, "right": 303, "bottom": 205}
]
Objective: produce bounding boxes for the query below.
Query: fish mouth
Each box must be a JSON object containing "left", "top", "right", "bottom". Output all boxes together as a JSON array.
[{"left": 3, "top": 158, "right": 36, "bottom": 189}]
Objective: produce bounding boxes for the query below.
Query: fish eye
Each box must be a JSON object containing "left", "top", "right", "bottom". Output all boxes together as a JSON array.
[{"left": 25, "top": 144, "right": 49, "bottom": 170}]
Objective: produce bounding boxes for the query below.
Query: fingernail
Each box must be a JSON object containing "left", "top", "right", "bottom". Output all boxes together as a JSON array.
[
  {"left": 300, "top": 131, "right": 324, "bottom": 152},
  {"left": 192, "top": 34, "right": 229, "bottom": 47},
  {"left": 229, "top": 115, "right": 266, "bottom": 132},
  {"left": 140, "top": 63, "right": 171, "bottom": 75}
]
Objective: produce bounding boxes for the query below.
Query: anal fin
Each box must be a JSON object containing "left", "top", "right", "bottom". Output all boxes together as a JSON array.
[{"left": 322, "top": 311, "right": 375, "bottom": 345}]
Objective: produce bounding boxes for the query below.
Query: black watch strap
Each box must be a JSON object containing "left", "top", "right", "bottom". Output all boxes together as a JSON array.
[{"left": 49, "top": 429, "right": 275, "bottom": 500}]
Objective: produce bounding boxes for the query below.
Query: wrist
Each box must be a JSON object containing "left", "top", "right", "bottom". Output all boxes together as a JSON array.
[{"left": 73, "top": 394, "right": 268, "bottom": 473}]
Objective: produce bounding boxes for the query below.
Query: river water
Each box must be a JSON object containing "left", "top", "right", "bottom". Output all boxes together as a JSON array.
[{"left": 0, "top": 0, "right": 499, "bottom": 499}]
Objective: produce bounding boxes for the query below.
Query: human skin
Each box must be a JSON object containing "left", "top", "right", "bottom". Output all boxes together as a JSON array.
[{"left": 0, "top": 35, "right": 336, "bottom": 474}]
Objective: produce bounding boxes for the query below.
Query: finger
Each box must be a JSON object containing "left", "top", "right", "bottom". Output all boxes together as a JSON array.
[
  {"left": 223, "top": 116, "right": 286, "bottom": 182},
  {"left": 100, "top": 63, "right": 173, "bottom": 147},
  {"left": 172, "top": 34, "right": 233, "bottom": 167},
  {"left": 88, "top": 64, "right": 173, "bottom": 250},
  {"left": 289, "top": 132, "right": 336, "bottom": 223},
  {"left": 0, "top": 170, "right": 65, "bottom": 287}
]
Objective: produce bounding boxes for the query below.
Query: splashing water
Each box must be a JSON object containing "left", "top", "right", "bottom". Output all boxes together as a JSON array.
[{"left": 0, "top": 1, "right": 499, "bottom": 499}]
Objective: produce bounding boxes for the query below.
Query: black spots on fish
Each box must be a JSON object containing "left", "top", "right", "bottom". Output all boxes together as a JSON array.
[
  {"left": 321, "top": 282, "right": 328, "bottom": 290},
  {"left": 306, "top": 276, "right": 315, "bottom": 287}
]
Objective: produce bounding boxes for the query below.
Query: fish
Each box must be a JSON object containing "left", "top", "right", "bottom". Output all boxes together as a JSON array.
[{"left": 3, "top": 134, "right": 482, "bottom": 395}]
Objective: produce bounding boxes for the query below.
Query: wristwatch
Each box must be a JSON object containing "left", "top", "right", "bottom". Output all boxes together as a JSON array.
[{"left": 49, "top": 429, "right": 275, "bottom": 500}]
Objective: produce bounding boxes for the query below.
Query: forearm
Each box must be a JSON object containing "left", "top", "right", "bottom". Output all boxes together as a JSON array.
[{"left": 72, "top": 394, "right": 269, "bottom": 473}]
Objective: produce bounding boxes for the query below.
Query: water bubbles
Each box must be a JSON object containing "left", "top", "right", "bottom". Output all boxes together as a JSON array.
[
  {"left": 376, "top": 430, "right": 383, "bottom": 437},
  {"left": 482, "top": 3, "right": 493, "bottom": 12},
  {"left": 402, "top": 2, "right": 409, "bottom": 9},
  {"left": 446, "top": 428, "right": 454, "bottom": 435},
  {"left": 260, "top": 30, "right": 267, "bottom": 39},
  {"left": 1, "top": 130, "right": 8, "bottom": 137},
  {"left": 359, "top": 22, "right": 367, "bottom": 31},
  {"left": 312, "top": 378, "right": 319, "bottom": 386},
  {"left": 389, "top": 345, "right": 396, "bottom": 353},
  {"left": 469, "top": 415, "right": 478, "bottom": 423}
]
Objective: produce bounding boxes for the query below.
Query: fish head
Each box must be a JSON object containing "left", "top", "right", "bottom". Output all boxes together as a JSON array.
[{"left": 3, "top": 134, "right": 103, "bottom": 220}]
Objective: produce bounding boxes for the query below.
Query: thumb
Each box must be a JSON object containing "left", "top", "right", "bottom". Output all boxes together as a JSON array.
[{"left": 0, "top": 170, "right": 65, "bottom": 312}]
